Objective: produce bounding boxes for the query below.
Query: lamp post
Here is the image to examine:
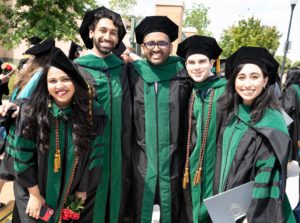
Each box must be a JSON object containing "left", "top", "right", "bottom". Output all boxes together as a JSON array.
[{"left": 280, "top": 0, "right": 298, "bottom": 77}]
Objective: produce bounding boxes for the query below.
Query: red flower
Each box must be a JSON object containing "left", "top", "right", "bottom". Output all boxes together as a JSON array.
[
  {"left": 61, "top": 208, "right": 80, "bottom": 221},
  {"left": 1, "top": 62, "right": 15, "bottom": 75},
  {"left": 5, "top": 64, "right": 12, "bottom": 71}
]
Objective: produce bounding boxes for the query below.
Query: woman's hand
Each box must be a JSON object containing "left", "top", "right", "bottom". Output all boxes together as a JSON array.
[
  {"left": 0, "top": 73, "right": 11, "bottom": 84},
  {"left": 26, "top": 185, "right": 45, "bottom": 219},
  {"left": 75, "top": 191, "right": 87, "bottom": 203},
  {"left": 0, "top": 102, "right": 19, "bottom": 118}
]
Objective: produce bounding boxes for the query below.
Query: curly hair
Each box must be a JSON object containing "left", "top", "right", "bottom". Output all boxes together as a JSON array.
[
  {"left": 88, "top": 10, "right": 123, "bottom": 37},
  {"left": 219, "top": 63, "right": 281, "bottom": 123},
  {"left": 21, "top": 65, "right": 94, "bottom": 156}
]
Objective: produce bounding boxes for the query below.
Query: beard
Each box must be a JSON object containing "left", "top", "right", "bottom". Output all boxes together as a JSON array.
[{"left": 93, "top": 37, "right": 116, "bottom": 55}]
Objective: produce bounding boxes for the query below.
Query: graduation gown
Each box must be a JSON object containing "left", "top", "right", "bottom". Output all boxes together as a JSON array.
[
  {"left": 128, "top": 56, "right": 192, "bottom": 223},
  {"left": 282, "top": 83, "right": 300, "bottom": 162},
  {"left": 183, "top": 76, "right": 226, "bottom": 223},
  {"left": 75, "top": 54, "right": 132, "bottom": 223},
  {"left": 214, "top": 104, "right": 296, "bottom": 223},
  {"left": 0, "top": 78, "right": 37, "bottom": 181},
  {"left": 6, "top": 101, "right": 106, "bottom": 223}
]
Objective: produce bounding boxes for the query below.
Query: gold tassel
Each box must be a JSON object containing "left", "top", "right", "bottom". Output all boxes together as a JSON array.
[
  {"left": 54, "top": 119, "right": 61, "bottom": 173},
  {"left": 54, "top": 149, "right": 61, "bottom": 173},
  {"left": 183, "top": 168, "right": 189, "bottom": 189},
  {"left": 193, "top": 167, "right": 202, "bottom": 186},
  {"left": 216, "top": 57, "right": 221, "bottom": 75}
]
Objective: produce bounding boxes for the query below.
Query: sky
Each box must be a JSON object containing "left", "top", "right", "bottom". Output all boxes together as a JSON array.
[{"left": 97, "top": 0, "right": 300, "bottom": 62}]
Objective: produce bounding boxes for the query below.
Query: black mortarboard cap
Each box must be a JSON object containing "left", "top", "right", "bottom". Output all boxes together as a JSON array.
[
  {"left": 25, "top": 38, "right": 55, "bottom": 56},
  {"left": 49, "top": 48, "right": 89, "bottom": 90},
  {"left": 79, "top": 6, "right": 126, "bottom": 49},
  {"left": 176, "top": 35, "right": 222, "bottom": 60},
  {"left": 112, "top": 42, "right": 126, "bottom": 57},
  {"left": 28, "top": 36, "right": 43, "bottom": 45},
  {"left": 135, "top": 16, "right": 178, "bottom": 44},
  {"left": 225, "top": 46, "right": 279, "bottom": 84}
]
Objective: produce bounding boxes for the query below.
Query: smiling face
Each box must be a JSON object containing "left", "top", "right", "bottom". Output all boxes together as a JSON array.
[
  {"left": 141, "top": 32, "right": 172, "bottom": 65},
  {"left": 185, "top": 54, "right": 214, "bottom": 82},
  {"left": 89, "top": 18, "right": 119, "bottom": 58},
  {"left": 47, "top": 67, "right": 75, "bottom": 108},
  {"left": 235, "top": 63, "right": 269, "bottom": 106}
]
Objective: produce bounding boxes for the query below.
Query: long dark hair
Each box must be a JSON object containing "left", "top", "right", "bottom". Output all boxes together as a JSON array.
[
  {"left": 284, "top": 67, "right": 300, "bottom": 89},
  {"left": 21, "top": 65, "right": 94, "bottom": 156},
  {"left": 219, "top": 63, "right": 281, "bottom": 123},
  {"left": 15, "top": 53, "right": 51, "bottom": 92}
]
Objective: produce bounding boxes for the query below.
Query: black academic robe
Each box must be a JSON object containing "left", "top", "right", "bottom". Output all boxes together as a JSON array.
[
  {"left": 183, "top": 76, "right": 227, "bottom": 223},
  {"left": 5, "top": 101, "right": 106, "bottom": 223},
  {"left": 214, "top": 105, "right": 295, "bottom": 223},
  {"left": 75, "top": 54, "right": 132, "bottom": 223},
  {"left": 128, "top": 56, "right": 192, "bottom": 223},
  {"left": 282, "top": 84, "right": 300, "bottom": 162}
]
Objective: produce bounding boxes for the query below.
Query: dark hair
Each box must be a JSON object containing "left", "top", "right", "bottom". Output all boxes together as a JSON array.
[
  {"left": 15, "top": 53, "right": 52, "bottom": 92},
  {"left": 219, "top": 63, "right": 281, "bottom": 123},
  {"left": 89, "top": 10, "right": 123, "bottom": 33},
  {"left": 21, "top": 65, "right": 94, "bottom": 156},
  {"left": 284, "top": 66, "right": 300, "bottom": 89}
]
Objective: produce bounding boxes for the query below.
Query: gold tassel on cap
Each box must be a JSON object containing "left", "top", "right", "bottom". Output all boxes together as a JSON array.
[{"left": 54, "top": 119, "right": 61, "bottom": 173}]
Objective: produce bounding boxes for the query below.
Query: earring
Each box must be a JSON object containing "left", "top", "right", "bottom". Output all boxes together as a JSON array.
[{"left": 48, "top": 96, "right": 52, "bottom": 108}]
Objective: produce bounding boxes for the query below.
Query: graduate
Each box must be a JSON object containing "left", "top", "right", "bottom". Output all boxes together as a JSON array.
[
  {"left": 282, "top": 67, "right": 300, "bottom": 163},
  {"left": 0, "top": 38, "right": 55, "bottom": 213},
  {"left": 214, "top": 46, "right": 296, "bottom": 222},
  {"left": 176, "top": 35, "right": 226, "bottom": 223},
  {"left": 128, "top": 16, "right": 192, "bottom": 223},
  {"left": 7, "top": 48, "right": 106, "bottom": 223},
  {"left": 75, "top": 6, "right": 132, "bottom": 223}
]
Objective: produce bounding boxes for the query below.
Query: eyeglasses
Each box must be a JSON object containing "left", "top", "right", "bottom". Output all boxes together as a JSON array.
[{"left": 143, "top": 41, "right": 170, "bottom": 49}]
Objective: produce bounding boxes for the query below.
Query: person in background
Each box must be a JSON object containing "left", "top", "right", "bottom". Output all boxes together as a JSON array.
[
  {"left": 281, "top": 67, "right": 300, "bottom": 221},
  {"left": 76, "top": 6, "right": 132, "bottom": 223},
  {"left": 6, "top": 48, "right": 106, "bottom": 222},
  {"left": 0, "top": 59, "right": 14, "bottom": 105},
  {"left": 17, "top": 36, "right": 43, "bottom": 71},
  {"left": 0, "top": 38, "right": 55, "bottom": 117},
  {"left": 282, "top": 67, "right": 300, "bottom": 163},
  {"left": 214, "top": 46, "right": 296, "bottom": 222},
  {"left": 176, "top": 35, "right": 226, "bottom": 223},
  {"left": 128, "top": 16, "right": 192, "bottom": 223}
]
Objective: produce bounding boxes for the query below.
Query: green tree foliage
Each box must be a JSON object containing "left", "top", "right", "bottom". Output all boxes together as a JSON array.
[
  {"left": 0, "top": 0, "right": 97, "bottom": 49},
  {"left": 292, "top": 60, "right": 300, "bottom": 67},
  {"left": 109, "top": 0, "right": 137, "bottom": 16},
  {"left": 275, "top": 55, "right": 293, "bottom": 74},
  {"left": 183, "top": 2, "right": 211, "bottom": 36},
  {"left": 220, "top": 16, "right": 282, "bottom": 58}
]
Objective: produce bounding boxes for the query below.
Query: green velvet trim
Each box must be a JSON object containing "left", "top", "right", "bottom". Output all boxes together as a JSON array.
[{"left": 132, "top": 56, "right": 184, "bottom": 83}]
